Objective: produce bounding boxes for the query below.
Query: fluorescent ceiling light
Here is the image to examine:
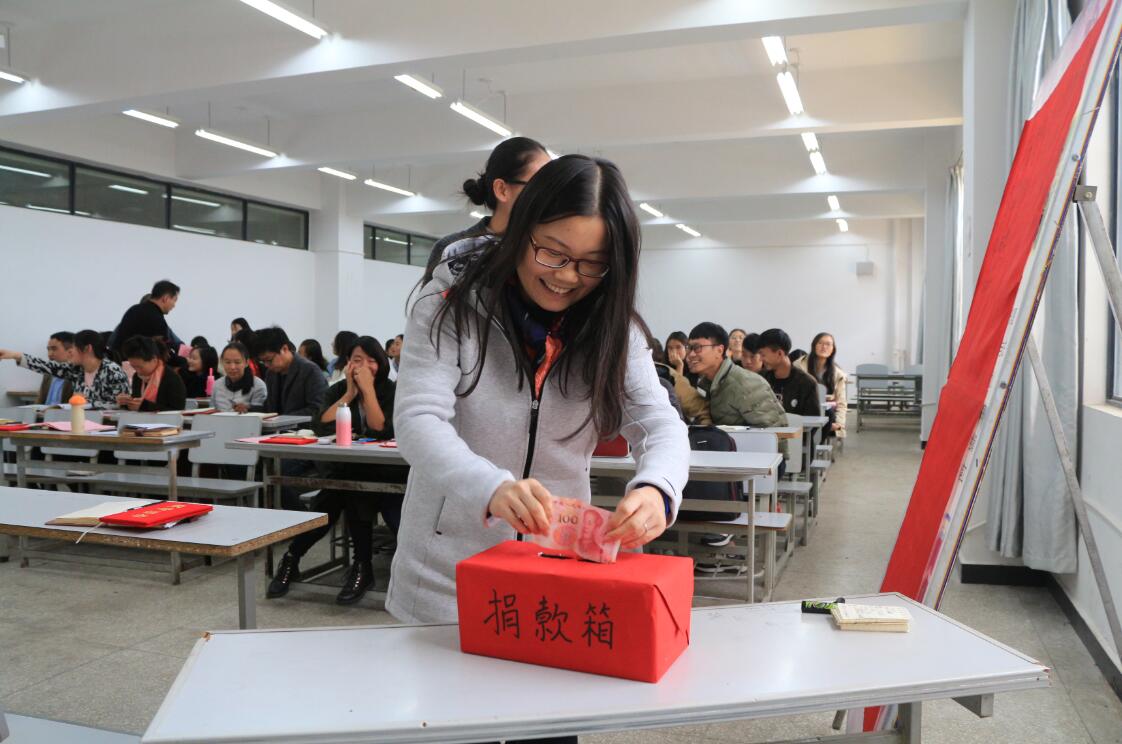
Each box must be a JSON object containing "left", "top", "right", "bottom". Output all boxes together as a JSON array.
[
  {"left": 800, "top": 132, "right": 819, "bottom": 152},
  {"left": 638, "top": 202, "right": 664, "bottom": 218},
  {"left": 0, "top": 164, "right": 51, "bottom": 178},
  {"left": 0, "top": 69, "right": 27, "bottom": 85},
  {"left": 364, "top": 178, "right": 415, "bottom": 197},
  {"left": 450, "top": 100, "right": 512, "bottom": 137},
  {"left": 809, "top": 150, "right": 827, "bottom": 176},
  {"left": 122, "top": 109, "right": 179, "bottom": 128},
  {"left": 393, "top": 74, "right": 443, "bottom": 99},
  {"left": 173, "top": 224, "right": 218, "bottom": 235},
  {"left": 470, "top": 210, "right": 487, "bottom": 219},
  {"left": 675, "top": 223, "right": 701, "bottom": 238},
  {"left": 109, "top": 184, "right": 149, "bottom": 195},
  {"left": 317, "top": 166, "right": 357, "bottom": 180},
  {"left": 75, "top": 210, "right": 91, "bottom": 216},
  {"left": 836, "top": 218, "right": 849, "bottom": 233},
  {"left": 380, "top": 237, "right": 408, "bottom": 245},
  {"left": 27, "top": 204, "right": 70, "bottom": 214},
  {"left": 236, "top": 0, "right": 328, "bottom": 39},
  {"left": 827, "top": 194, "right": 840, "bottom": 211},
  {"left": 776, "top": 70, "right": 804, "bottom": 115},
  {"left": 170, "top": 195, "right": 222, "bottom": 208},
  {"left": 761, "top": 36, "right": 788, "bottom": 66},
  {"left": 547, "top": 149, "right": 560, "bottom": 160},
  {"left": 195, "top": 128, "right": 278, "bottom": 158}
]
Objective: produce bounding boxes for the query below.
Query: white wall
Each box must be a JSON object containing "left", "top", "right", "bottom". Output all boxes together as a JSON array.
[
  {"left": 0, "top": 205, "right": 318, "bottom": 397},
  {"left": 361, "top": 261, "right": 424, "bottom": 345},
  {"left": 637, "top": 222, "right": 906, "bottom": 369}
]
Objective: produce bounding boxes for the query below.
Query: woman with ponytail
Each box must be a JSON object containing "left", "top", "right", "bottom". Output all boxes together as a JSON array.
[{"left": 422, "top": 136, "right": 552, "bottom": 283}]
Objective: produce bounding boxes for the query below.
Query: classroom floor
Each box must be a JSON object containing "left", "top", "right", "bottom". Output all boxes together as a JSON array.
[{"left": 1, "top": 427, "right": 1120, "bottom": 743}]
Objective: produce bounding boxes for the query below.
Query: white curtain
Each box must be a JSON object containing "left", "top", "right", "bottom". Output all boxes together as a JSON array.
[{"left": 982, "top": 0, "right": 1077, "bottom": 573}]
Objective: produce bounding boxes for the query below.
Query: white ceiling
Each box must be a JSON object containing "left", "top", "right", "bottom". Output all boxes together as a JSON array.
[{"left": 0, "top": 0, "right": 965, "bottom": 249}]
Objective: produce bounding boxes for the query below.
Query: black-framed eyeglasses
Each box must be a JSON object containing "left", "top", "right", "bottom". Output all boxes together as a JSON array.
[
  {"left": 686, "top": 343, "right": 718, "bottom": 355},
  {"left": 529, "top": 235, "right": 611, "bottom": 279}
]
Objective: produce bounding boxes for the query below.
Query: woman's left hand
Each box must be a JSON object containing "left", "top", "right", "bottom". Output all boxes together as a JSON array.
[
  {"left": 605, "top": 486, "right": 667, "bottom": 550},
  {"left": 125, "top": 397, "right": 142, "bottom": 411}
]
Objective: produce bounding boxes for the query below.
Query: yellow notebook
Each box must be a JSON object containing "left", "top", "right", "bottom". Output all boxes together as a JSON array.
[{"left": 830, "top": 604, "right": 911, "bottom": 633}]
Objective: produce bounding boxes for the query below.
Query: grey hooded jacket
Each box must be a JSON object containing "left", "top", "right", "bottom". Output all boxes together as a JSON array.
[{"left": 386, "top": 246, "right": 690, "bottom": 624}]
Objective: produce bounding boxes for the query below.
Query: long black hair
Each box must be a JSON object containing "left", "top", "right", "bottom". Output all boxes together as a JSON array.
[
  {"left": 332, "top": 330, "right": 358, "bottom": 372},
  {"left": 663, "top": 330, "right": 688, "bottom": 365},
  {"left": 347, "top": 335, "right": 391, "bottom": 387},
  {"left": 194, "top": 345, "right": 220, "bottom": 378},
  {"left": 73, "top": 329, "right": 106, "bottom": 360},
  {"left": 299, "top": 339, "right": 328, "bottom": 372},
  {"left": 121, "top": 335, "right": 168, "bottom": 362},
  {"left": 462, "top": 136, "right": 549, "bottom": 211},
  {"left": 807, "top": 332, "right": 838, "bottom": 395},
  {"left": 231, "top": 317, "right": 252, "bottom": 334},
  {"left": 221, "top": 342, "right": 256, "bottom": 394},
  {"left": 432, "top": 154, "right": 642, "bottom": 437}
]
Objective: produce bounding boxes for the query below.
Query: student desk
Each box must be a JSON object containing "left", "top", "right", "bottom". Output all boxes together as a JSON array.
[
  {"left": 0, "top": 488, "right": 326, "bottom": 629},
  {"left": 141, "top": 593, "right": 1049, "bottom": 744},
  {"left": 94, "top": 410, "right": 312, "bottom": 433},
  {"left": 590, "top": 451, "right": 783, "bottom": 603},
  {"left": 0, "top": 429, "right": 212, "bottom": 582}
]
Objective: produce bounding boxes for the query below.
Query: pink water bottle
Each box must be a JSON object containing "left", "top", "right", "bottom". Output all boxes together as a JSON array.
[
  {"left": 335, "top": 402, "right": 352, "bottom": 447},
  {"left": 205, "top": 368, "right": 215, "bottom": 396}
]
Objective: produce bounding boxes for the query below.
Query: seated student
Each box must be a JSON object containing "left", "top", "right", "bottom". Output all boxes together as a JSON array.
[
  {"left": 728, "top": 327, "right": 747, "bottom": 367},
  {"left": 255, "top": 326, "right": 327, "bottom": 510},
  {"left": 37, "top": 332, "right": 76, "bottom": 404},
  {"left": 327, "top": 330, "right": 358, "bottom": 385},
  {"left": 795, "top": 332, "right": 848, "bottom": 439},
  {"left": 232, "top": 328, "right": 260, "bottom": 378},
  {"left": 686, "top": 322, "right": 787, "bottom": 427},
  {"left": 1, "top": 330, "right": 129, "bottom": 409},
  {"left": 664, "top": 330, "right": 712, "bottom": 425},
  {"left": 179, "top": 345, "right": 219, "bottom": 398},
  {"left": 298, "top": 338, "right": 330, "bottom": 380},
  {"left": 789, "top": 348, "right": 807, "bottom": 364},
  {"left": 213, "top": 342, "right": 268, "bottom": 412},
  {"left": 758, "top": 328, "right": 821, "bottom": 417},
  {"left": 268, "top": 337, "right": 406, "bottom": 604},
  {"left": 229, "top": 317, "right": 251, "bottom": 342},
  {"left": 190, "top": 336, "right": 209, "bottom": 350},
  {"left": 116, "top": 336, "right": 187, "bottom": 412},
  {"left": 740, "top": 332, "right": 764, "bottom": 373}
]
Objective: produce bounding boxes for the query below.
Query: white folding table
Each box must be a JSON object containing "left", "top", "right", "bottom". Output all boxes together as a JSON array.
[
  {"left": 0, "top": 487, "right": 326, "bottom": 629},
  {"left": 141, "top": 593, "right": 1049, "bottom": 744}
]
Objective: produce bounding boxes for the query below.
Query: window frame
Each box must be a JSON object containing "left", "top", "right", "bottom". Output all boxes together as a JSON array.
[
  {"left": 363, "top": 222, "right": 439, "bottom": 266},
  {"left": 1111, "top": 65, "right": 1122, "bottom": 405}
]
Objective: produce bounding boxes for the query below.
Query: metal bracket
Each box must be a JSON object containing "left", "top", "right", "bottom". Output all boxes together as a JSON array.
[
  {"left": 953, "top": 694, "right": 994, "bottom": 719},
  {"left": 1074, "top": 185, "right": 1099, "bottom": 202}
]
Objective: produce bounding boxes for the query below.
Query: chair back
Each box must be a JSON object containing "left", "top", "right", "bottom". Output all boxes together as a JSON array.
[
  {"left": 783, "top": 414, "right": 804, "bottom": 475},
  {"left": 114, "top": 412, "right": 184, "bottom": 462},
  {"left": 727, "top": 430, "right": 778, "bottom": 495},
  {"left": 41, "top": 409, "right": 105, "bottom": 459},
  {"left": 187, "top": 414, "right": 261, "bottom": 468},
  {"left": 0, "top": 407, "right": 38, "bottom": 454}
]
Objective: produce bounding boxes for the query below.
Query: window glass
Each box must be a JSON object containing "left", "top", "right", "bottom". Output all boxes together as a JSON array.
[
  {"left": 74, "top": 167, "right": 165, "bottom": 227},
  {"left": 364, "top": 225, "right": 376, "bottom": 259},
  {"left": 374, "top": 228, "right": 410, "bottom": 264},
  {"left": 170, "top": 187, "right": 243, "bottom": 239},
  {"left": 410, "top": 235, "right": 436, "bottom": 267},
  {"left": 0, "top": 149, "right": 70, "bottom": 214},
  {"left": 247, "top": 201, "right": 307, "bottom": 249}
]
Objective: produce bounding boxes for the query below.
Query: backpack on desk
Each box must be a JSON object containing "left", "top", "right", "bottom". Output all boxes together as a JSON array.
[{"left": 677, "top": 425, "right": 743, "bottom": 521}]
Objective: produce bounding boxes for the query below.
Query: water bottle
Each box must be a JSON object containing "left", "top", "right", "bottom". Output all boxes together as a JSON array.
[
  {"left": 205, "top": 368, "right": 215, "bottom": 396},
  {"left": 69, "top": 394, "right": 86, "bottom": 433},
  {"left": 335, "top": 402, "right": 352, "bottom": 447}
]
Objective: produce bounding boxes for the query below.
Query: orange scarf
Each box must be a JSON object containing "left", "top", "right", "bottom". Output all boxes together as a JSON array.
[{"left": 141, "top": 360, "right": 165, "bottom": 405}]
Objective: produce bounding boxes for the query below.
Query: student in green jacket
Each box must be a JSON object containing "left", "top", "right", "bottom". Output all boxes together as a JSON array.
[{"left": 685, "top": 322, "right": 787, "bottom": 428}]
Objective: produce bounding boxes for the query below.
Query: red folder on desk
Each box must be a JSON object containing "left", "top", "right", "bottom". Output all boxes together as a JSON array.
[
  {"left": 99, "top": 501, "right": 212, "bottom": 528},
  {"left": 260, "top": 436, "right": 318, "bottom": 445}
]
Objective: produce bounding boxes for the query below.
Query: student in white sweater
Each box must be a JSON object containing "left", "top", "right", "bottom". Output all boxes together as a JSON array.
[{"left": 213, "top": 342, "right": 267, "bottom": 412}]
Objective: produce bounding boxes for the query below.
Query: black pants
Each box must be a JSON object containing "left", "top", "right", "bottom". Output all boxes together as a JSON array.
[{"left": 280, "top": 459, "right": 316, "bottom": 511}]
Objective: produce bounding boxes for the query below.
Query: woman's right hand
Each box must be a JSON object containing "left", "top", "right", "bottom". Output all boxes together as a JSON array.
[
  {"left": 668, "top": 347, "right": 685, "bottom": 373},
  {"left": 115, "top": 393, "right": 132, "bottom": 407},
  {"left": 343, "top": 361, "right": 358, "bottom": 400},
  {"left": 487, "top": 479, "right": 554, "bottom": 535}
]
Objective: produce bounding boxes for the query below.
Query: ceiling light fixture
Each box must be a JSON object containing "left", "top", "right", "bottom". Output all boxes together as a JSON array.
[
  {"left": 800, "top": 132, "right": 819, "bottom": 152},
  {"left": 27, "top": 204, "right": 70, "bottom": 214},
  {"left": 675, "top": 223, "right": 701, "bottom": 238},
  {"left": 317, "top": 166, "right": 357, "bottom": 180},
  {"left": 827, "top": 194, "right": 840, "bottom": 211},
  {"left": 235, "top": 0, "right": 328, "bottom": 39},
  {"left": 173, "top": 224, "right": 218, "bottom": 235},
  {"left": 761, "top": 36, "right": 788, "bottom": 66},
  {"left": 122, "top": 109, "right": 179, "bottom": 128},
  {"left": 393, "top": 74, "right": 443, "bottom": 99},
  {"left": 470, "top": 210, "right": 487, "bottom": 219},
  {"left": 0, "top": 68, "right": 28, "bottom": 85},
  {"left": 836, "top": 218, "right": 849, "bottom": 233},
  {"left": 809, "top": 150, "right": 828, "bottom": 176},
  {"left": 0, "top": 164, "right": 50, "bottom": 178},
  {"left": 170, "top": 195, "right": 222, "bottom": 208},
  {"left": 364, "top": 178, "right": 415, "bottom": 197},
  {"left": 108, "top": 184, "right": 149, "bottom": 195},
  {"left": 450, "top": 100, "right": 512, "bottom": 137},
  {"left": 776, "top": 70, "right": 804, "bottom": 115},
  {"left": 195, "top": 128, "right": 278, "bottom": 158},
  {"left": 638, "top": 202, "right": 664, "bottom": 218}
]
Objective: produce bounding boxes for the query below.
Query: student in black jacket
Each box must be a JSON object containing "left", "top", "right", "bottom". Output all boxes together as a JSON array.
[
  {"left": 758, "top": 328, "right": 822, "bottom": 417},
  {"left": 254, "top": 326, "right": 327, "bottom": 510},
  {"left": 268, "top": 337, "right": 405, "bottom": 605},
  {"left": 108, "top": 280, "right": 180, "bottom": 358},
  {"left": 117, "top": 336, "right": 187, "bottom": 412}
]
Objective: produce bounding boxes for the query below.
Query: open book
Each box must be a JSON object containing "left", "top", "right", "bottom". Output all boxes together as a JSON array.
[
  {"left": 212, "top": 411, "right": 277, "bottom": 419},
  {"left": 47, "top": 499, "right": 158, "bottom": 526},
  {"left": 830, "top": 604, "right": 912, "bottom": 633},
  {"left": 120, "top": 423, "right": 180, "bottom": 437}
]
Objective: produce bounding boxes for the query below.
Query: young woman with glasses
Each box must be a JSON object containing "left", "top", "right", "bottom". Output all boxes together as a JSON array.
[{"left": 389, "top": 155, "right": 689, "bottom": 670}]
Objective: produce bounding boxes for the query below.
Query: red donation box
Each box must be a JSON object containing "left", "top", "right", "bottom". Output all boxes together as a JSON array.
[{"left": 456, "top": 540, "right": 693, "bottom": 683}]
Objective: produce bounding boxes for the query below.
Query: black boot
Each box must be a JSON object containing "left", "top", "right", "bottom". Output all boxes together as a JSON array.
[
  {"left": 336, "top": 561, "right": 374, "bottom": 605},
  {"left": 266, "top": 553, "right": 301, "bottom": 598}
]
